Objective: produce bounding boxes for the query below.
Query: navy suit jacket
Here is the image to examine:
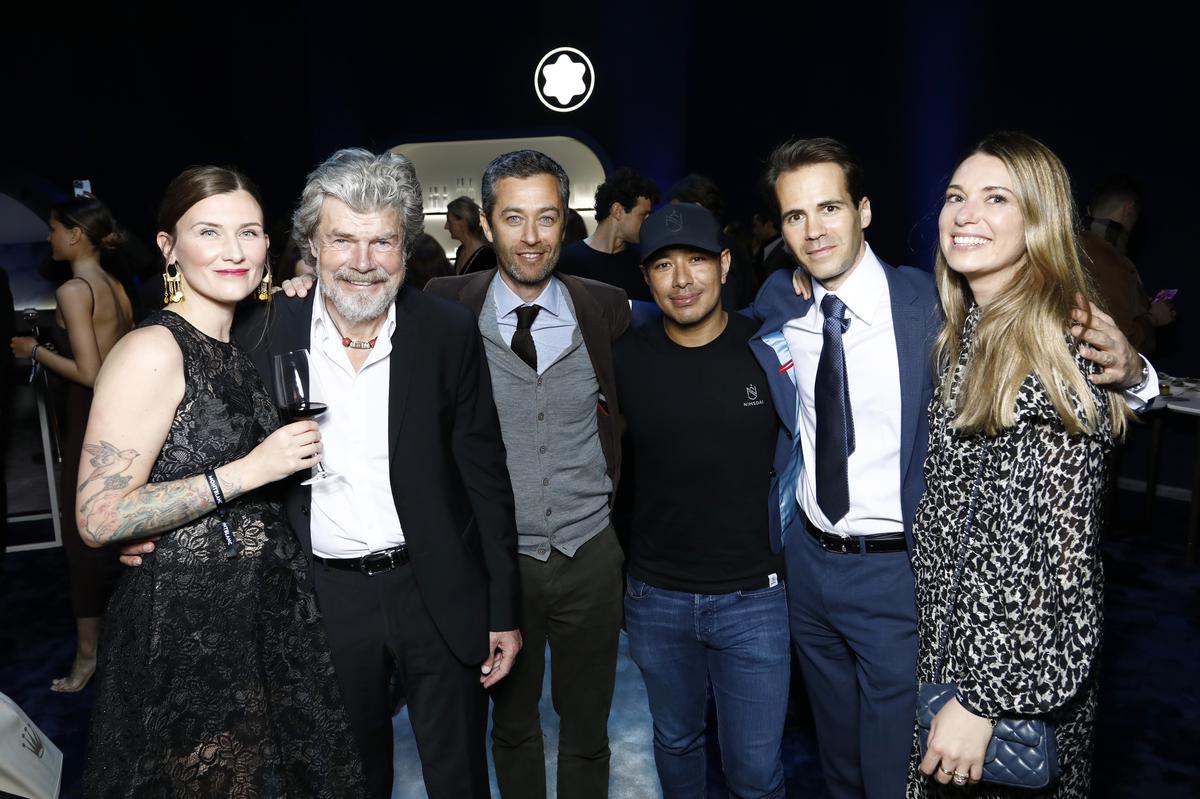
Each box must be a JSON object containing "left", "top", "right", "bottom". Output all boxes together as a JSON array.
[{"left": 748, "top": 259, "right": 941, "bottom": 553}]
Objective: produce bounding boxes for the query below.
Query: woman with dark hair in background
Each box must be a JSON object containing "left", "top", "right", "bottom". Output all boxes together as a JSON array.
[
  {"left": 910, "top": 132, "right": 1127, "bottom": 798},
  {"left": 79, "top": 166, "right": 364, "bottom": 795},
  {"left": 405, "top": 232, "right": 453, "bottom": 289},
  {"left": 564, "top": 208, "right": 588, "bottom": 247},
  {"left": 10, "top": 195, "right": 133, "bottom": 692},
  {"left": 445, "top": 195, "right": 497, "bottom": 274}
]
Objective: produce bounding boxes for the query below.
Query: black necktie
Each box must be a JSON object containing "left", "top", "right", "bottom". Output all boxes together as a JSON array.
[
  {"left": 815, "top": 294, "right": 855, "bottom": 524},
  {"left": 511, "top": 304, "right": 541, "bottom": 370}
]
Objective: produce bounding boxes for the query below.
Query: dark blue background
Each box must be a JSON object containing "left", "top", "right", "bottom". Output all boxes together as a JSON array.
[{"left": 1, "top": 1, "right": 1189, "bottom": 372}]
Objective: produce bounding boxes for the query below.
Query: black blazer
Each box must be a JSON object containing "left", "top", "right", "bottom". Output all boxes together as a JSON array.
[{"left": 234, "top": 287, "right": 520, "bottom": 664}]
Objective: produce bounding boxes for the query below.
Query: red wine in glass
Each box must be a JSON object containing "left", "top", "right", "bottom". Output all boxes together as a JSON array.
[
  {"left": 284, "top": 401, "right": 328, "bottom": 422},
  {"left": 272, "top": 349, "right": 337, "bottom": 485}
]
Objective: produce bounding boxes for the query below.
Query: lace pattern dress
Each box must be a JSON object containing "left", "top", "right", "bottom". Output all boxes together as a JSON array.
[
  {"left": 84, "top": 310, "right": 366, "bottom": 797},
  {"left": 907, "top": 306, "right": 1113, "bottom": 799}
]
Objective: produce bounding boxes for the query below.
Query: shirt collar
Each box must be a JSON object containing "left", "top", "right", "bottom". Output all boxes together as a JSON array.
[
  {"left": 491, "top": 271, "right": 566, "bottom": 320},
  {"left": 812, "top": 242, "right": 886, "bottom": 326}
]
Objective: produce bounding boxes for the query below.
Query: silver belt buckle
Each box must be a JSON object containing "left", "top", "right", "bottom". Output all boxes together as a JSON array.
[{"left": 359, "top": 550, "right": 393, "bottom": 576}]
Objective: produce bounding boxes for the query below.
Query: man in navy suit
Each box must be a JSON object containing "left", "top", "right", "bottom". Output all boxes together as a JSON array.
[
  {"left": 749, "top": 137, "right": 938, "bottom": 799},
  {"left": 750, "top": 137, "right": 1153, "bottom": 799}
]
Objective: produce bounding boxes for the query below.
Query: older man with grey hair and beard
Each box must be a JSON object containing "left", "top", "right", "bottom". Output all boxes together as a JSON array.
[{"left": 122, "top": 148, "right": 522, "bottom": 799}]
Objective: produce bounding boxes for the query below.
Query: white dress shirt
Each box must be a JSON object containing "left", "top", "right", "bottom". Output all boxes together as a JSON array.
[
  {"left": 307, "top": 295, "right": 405, "bottom": 558},
  {"left": 783, "top": 244, "right": 905, "bottom": 537},
  {"left": 491, "top": 272, "right": 577, "bottom": 374}
]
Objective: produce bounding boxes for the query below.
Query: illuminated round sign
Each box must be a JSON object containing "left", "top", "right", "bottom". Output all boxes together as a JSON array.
[{"left": 534, "top": 47, "right": 595, "bottom": 113}]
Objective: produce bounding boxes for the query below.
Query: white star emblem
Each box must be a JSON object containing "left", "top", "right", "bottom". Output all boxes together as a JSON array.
[
  {"left": 541, "top": 54, "right": 587, "bottom": 105},
  {"left": 533, "top": 47, "right": 595, "bottom": 112}
]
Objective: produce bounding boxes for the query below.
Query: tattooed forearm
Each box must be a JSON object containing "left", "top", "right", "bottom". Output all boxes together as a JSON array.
[
  {"left": 76, "top": 438, "right": 243, "bottom": 546},
  {"left": 81, "top": 476, "right": 215, "bottom": 545}
]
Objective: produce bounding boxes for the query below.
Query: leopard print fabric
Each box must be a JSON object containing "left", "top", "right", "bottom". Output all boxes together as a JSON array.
[{"left": 907, "top": 305, "right": 1113, "bottom": 799}]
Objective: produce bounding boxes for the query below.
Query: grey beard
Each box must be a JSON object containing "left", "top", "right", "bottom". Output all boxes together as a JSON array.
[{"left": 318, "top": 264, "right": 402, "bottom": 323}]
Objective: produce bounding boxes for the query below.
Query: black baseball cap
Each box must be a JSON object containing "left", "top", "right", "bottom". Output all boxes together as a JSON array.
[{"left": 639, "top": 203, "right": 725, "bottom": 265}]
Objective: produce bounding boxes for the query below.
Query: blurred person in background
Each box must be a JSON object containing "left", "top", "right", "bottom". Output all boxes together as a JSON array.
[
  {"left": 1080, "top": 175, "right": 1173, "bottom": 355},
  {"left": 276, "top": 235, "right": 317, "bottom": 284},
  {"left": 557, "top": 167, "right": 659, "bottom": 302},
  {"left": 667, "top": 174, "right": 758, "bottom": 308},
  {"left": 564, "top": 209, "right": 588, "bottom": 248},
  {"left": 9, "top": 195, "right": 133, "bottom": 692},
  {"left": 0, "top": 266, "right": 13, "bottom": 566},
  {"left": 446, "top": 195, "right": 497, "bottom": 275},
  {"left": 406, "top": 232, "right": 453, "bottom": 289}
]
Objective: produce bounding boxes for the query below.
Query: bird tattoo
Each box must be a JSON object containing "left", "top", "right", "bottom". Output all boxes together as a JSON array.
[{"left": 78, "top": 441, "right": 139, "bottom": 494}]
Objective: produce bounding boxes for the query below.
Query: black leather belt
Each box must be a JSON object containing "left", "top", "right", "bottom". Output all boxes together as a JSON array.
[
  {"left": 313, "top": 545, "right": 410, "bottom": 576},
  {"left": 805, "top": 520, "right": 906, "bottom": 554}
]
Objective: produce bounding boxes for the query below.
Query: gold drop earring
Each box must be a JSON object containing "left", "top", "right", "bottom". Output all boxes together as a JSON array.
[
  {"left": 163, "top": 262, "right": 184, "bottom": 304},
  {"left": 258, "top": 264, "right": 272, "bottom": 301}
]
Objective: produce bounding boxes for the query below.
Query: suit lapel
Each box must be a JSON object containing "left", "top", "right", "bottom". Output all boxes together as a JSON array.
[
  {"left": 388, "top": 288, "right": 416, "bottom": 463},
  {"left": 750, "top": 287, "right": 812, "bottom": 435},
  {"left": 557, "top": 273, "right": 615, "bottom": 399},
  {"left": 458, "top": 269, "right": 495, "bottom": 317},
  {"left": 884, "top": 265, "right": 925, "bottom": 481}
]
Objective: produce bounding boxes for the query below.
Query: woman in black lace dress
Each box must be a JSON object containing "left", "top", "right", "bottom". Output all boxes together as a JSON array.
[
  {"left": 77, "top": 166, "right": 365, "bottom": 796},
  {"left": 908, "top": 133, "right": 1130, "bottom": 798}
]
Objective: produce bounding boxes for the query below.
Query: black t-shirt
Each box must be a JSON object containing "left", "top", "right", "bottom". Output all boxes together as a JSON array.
[
  {"left": 613, "top": 312, "right": 783, "bottom": 593},
  {"left": 557, "top": 240, "right": 651, "bottom": 302}
]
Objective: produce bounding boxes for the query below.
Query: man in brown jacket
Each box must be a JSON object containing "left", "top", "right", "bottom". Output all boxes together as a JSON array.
[
  {"left": 426, "top": 150, "right": 630, "bottom": 799},
  {"left": 1080, "top": 176, "right": 1173, "bottom": 354}
]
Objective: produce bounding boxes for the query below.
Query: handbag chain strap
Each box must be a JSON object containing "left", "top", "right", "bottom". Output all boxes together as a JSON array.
[{"left": 930, "top": 439, "right": 990, "bottom": 683}]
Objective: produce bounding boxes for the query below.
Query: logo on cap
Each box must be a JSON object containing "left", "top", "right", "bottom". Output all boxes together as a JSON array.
[
  {"left": 534, "top": 48, "right": 595, "bottom": 113},
  {"left": 666, "top": 209, "right": 684, "bottom": 232}
]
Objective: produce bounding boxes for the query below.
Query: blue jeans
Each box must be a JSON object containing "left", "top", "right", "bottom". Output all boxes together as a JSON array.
[{"left": 624, "top": 577, "right": 790, "bottom": 799}]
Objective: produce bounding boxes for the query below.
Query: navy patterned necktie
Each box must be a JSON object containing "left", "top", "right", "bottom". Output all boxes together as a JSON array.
[
  {"left": 511, "top": 304, "right": 542, "bottom": 370},
  {"left": 815, "top": 294, "right": 855, "bottom": 524}
]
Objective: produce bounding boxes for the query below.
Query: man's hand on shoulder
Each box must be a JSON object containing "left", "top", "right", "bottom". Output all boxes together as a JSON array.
[
  {"left": 792, "top": 267, "right": 813, "bottom": 300},
  {"left": 480, "top": 629, "right": 523, "bottom": 688},
  {"left": 1071, "top": 293, "right": 1142, "bottom": 387},
  {"left": 278, "top": 275, "right": 315, "bottom": 299}
]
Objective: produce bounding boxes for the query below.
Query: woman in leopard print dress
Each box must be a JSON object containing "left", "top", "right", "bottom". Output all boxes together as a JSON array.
[{"left": 907, "top": 133, "right": 1129, "bottom": 799}]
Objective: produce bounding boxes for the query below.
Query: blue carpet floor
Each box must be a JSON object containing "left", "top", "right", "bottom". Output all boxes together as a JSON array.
[{"left": 2, "top": 490, "right": 1197, "bottom": 797}]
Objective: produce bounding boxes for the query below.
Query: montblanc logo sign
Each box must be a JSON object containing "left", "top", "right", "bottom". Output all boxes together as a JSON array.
[{"left": 534, "top": 47, "right": 595, "bottom": 112}]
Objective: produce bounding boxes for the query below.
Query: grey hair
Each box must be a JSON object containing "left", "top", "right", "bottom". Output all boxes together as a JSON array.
[
  {"left": 292, "top": 148, "right": 425, "bottom": 261},
  {"left": 480, "top": 150, "right": 570, "bottom": 221}
]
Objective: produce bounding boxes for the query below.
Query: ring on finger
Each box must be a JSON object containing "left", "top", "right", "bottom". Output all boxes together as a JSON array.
[
  {"left": 939, "top": 766, "right": 954, "bottom": 777},
  {"left": 952, "top": 771, "right": 969, "bottom": 786}
]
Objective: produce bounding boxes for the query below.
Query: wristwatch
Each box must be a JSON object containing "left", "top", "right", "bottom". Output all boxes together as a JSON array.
[{"left": 1128, "top": 358, "right": 1151, "bottom": 393}]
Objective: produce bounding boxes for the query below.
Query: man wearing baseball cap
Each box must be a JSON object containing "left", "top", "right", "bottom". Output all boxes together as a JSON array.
[{"left": 613, "top": 203, "right": 790, "bottom": 798}]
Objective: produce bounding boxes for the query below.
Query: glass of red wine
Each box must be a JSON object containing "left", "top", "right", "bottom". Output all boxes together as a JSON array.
[{"left": 272, "top": 349, "right": 337, "bottom": 485}]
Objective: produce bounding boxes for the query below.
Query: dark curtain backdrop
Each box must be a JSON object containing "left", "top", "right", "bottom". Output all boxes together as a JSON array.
[{"left": 1, "top": 1, "right": 1188, "bottom": 372}]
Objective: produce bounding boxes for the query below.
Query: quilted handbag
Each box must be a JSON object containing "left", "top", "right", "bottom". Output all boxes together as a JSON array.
[
  {"left": 917, "top": 683, "right": 1058, "bottom": 788},
  {"left": 915, "top": 442, "right": 1059, "bottom": 790}
]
